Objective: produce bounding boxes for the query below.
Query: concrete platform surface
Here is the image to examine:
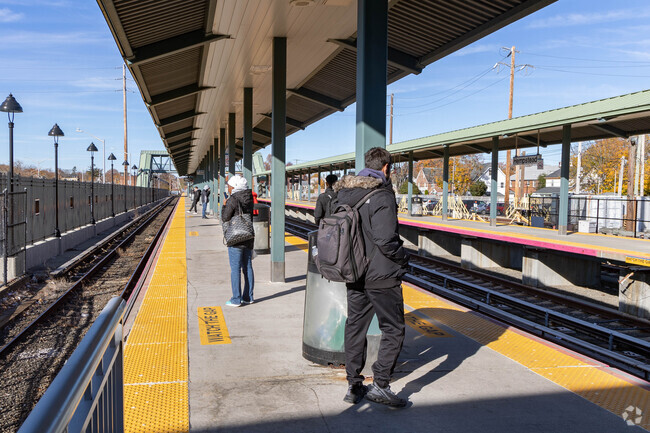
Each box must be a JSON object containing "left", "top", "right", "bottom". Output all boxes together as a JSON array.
[{"left": 182, "top": 201, "right": 648, "bottom": 432}]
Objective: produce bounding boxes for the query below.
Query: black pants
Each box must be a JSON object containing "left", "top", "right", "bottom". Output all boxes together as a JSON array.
[
  {"left": 344, "top": 284, "right": 405, "bottom": 388},
  {"left": 189, "top": 198, "right": 199, "bottom": 212}
]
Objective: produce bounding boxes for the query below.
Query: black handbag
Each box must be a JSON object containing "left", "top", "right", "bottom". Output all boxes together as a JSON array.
[{"left": 222, "top": 200, "right": 255, "bottom": 247}]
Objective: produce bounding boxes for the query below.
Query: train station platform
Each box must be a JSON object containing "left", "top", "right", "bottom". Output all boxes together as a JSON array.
[
  {"left": 262, "top": 198, "right": 650, "bottom": 264},
  {"left": 123, "top": 197, "right": 650, "bottom": 432}
]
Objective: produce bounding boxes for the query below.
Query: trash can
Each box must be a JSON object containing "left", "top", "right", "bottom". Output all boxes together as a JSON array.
[
  {"left": 253, "top": 204, "right": 270, "bottom": 254},
  {"left": 303, "top": 231, "right": 380, "bottom": 373},
  {"left": 410, "top": 196, "right": 423, "bottom": 216}
]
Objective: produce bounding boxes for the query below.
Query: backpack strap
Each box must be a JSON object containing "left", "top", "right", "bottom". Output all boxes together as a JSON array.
[{"left": 353, "top": 188, "right": 383, "bottom": 210}]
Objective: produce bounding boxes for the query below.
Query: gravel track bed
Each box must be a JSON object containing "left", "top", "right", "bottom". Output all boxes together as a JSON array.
[{"left": 0, "top": 200, "right": 175, "bottom": 433}]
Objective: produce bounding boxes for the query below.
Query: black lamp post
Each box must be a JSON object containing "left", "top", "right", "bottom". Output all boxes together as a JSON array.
[
  {"left": 0, "top": 94, "right": 22, "bottom": 193},
  {"left": 131, "top": 164, "right": 138, "bottom": 211},
  {"left": 108, "top": 153, "right": 116, "bottom": 217},
  {"left": 122, "top": 160, "right": 129, "bottom": 213},
  {"left": 87, "top": 142, "right": 98, "bottom": 224},
  {"left": 48, "top": 123, "right": 64, "bottom": 237}
]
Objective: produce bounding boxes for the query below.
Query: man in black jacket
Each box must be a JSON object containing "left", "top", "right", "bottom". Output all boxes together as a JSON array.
[
  {"left": 188, "top": 186, "right": 200, "bottom": 213},
  {"left": 334, "top": 147, "right": 409, "bottom": 407},
  {"left": 314, "top": 174, "right": 338, "bottom": 225}
]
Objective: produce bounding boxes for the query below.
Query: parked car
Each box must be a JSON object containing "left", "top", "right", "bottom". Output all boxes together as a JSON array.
[
  {"left": 424, "top": 199, "right": 438, "bottom": 211},
  {"left": 484, "top": 202, "right": 505, "bottom": 215}
]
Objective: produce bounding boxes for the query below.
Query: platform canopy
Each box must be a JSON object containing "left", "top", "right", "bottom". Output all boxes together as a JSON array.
[{"left": 97, "top": 0, "right": 556, "bottom": 176}]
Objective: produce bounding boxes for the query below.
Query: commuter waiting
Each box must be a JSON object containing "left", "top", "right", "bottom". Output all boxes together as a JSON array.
[
  {"left": 188, "top": 186, "right": 200, "bottom": 213},
  {"left": 314, "top": 174, "right": 338, "bottom": 226}
]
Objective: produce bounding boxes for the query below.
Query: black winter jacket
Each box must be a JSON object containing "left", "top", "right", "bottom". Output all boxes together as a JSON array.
[
  {"left": 314, "top": 187, "right": 337, "bottom": 226},
  {"left": 221, "top": 189, "right": 255, "bottom": 249},
  {"left": 335, "top": 174, "right": 408, "bottom": 289}
]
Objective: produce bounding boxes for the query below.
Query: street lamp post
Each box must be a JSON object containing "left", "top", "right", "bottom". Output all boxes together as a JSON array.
[
  {"left": 0, "top": 94, "right": 23, "bottom": 193},
  {"left": 48, "top": 123, "right": 64, "bottom": 237},
  {"left": 132, "top": 164, "right": 138, "bottom": 211},
  {"left": 122, "top": 160, "right": 129, "bottom": 213},
  {"left": 77, "top": 129, "right": 106, "bottom": 183},
  {"left": 108, "top": 153, "right": 116, "bottom": 217},
  {"left": 87, "top": 143, "right": 98, "bottom": 224}
]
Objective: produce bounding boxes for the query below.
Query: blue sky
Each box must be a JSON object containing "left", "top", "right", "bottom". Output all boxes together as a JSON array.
[{"left": 1, "top": 0, "right": 650, "bottom": 174}]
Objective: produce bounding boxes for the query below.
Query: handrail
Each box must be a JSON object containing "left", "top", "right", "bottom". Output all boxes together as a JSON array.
[{"left": 18, "top": 297, "right": 125, "bottom": 433}]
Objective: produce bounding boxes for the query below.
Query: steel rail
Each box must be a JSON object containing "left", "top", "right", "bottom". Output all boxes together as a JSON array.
[{"left": 0, "top": 197, "right": 175, "bottom": 357}]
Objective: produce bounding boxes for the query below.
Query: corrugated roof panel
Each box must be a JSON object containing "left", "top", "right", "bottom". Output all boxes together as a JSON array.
[
  {"left": 139, "top": 48, "right": 201, "bottom": 96},
  {"left": 113, "top": 0, "right": 206, "bottom": 48},
  {"left": 154, "top": 96, "right": 197, "bottom": 120},
  {"left": 302, "top": 49, "right": 356, "bottom": 102},
  {"left": 286, "top": 95, "right": 330, "bottom": 123},
  {"left": 162, "top": 119, "right": 194, "bottom": 136}
]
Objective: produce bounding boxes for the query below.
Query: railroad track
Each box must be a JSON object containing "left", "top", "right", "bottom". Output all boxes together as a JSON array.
[
  {"left": 0, "top": 197, "right": 177, "bottom": 433},
  {"left": 285, "top": 217, "right": 650, "bottom": 380}
]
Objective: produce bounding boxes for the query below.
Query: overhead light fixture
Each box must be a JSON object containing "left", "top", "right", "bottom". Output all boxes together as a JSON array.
[
  {"left": 250, "top": 65, "right": 271, "bottom": 75},
  {"left": 290, "top": 0, "right": 315, "bottom": 6}
]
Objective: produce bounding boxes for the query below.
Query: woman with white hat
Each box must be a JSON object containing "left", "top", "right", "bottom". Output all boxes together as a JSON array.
[{"left": 221, "top": 174, "right": 255, "bottom": 307}]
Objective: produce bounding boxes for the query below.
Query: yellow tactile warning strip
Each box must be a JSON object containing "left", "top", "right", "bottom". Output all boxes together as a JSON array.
[
  {"left": 402, "top": 283, "right": 650, "bottom": 430},
  {"left": 124, "top": 197, "right": 189, "bottom": 433},
  {"left": 197, "top": 306, "right": 232, "bottom": 345},
  {"left": 404, "top": 311, "right": 451, "bottom": 338},
  {"left": 285, "top": 233, "right": 309, "bottom": 252}
]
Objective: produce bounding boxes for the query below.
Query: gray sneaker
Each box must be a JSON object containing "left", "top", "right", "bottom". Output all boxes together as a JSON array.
[{"left": 365, "top": 383, "right": 407, "bottom": 407}]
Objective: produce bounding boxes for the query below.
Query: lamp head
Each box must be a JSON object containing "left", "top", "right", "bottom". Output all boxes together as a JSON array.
[
  {"left": 1, "top": 94, "right": 22, "bottom": 122},
  {"left": 87, "top": 142, "right": 98, "bottom": 153},
  {"left": 122, "top": 160, "right": 129, "bottom": 166},
  {"left": 48, "top": 123, "right": 64, "bottom": 144},
  {"left": 108, "top": 153, "right": 116, "bottom": 161},
  {"left": 132, "top": 165, "right": 137, "bottom": 171}
]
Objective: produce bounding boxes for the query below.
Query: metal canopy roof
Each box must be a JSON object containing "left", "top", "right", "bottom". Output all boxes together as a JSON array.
[
  {"left": 97, "top": 0, "right": 556, "bottom": 176},
  {"left": 257, "top": 89, "right": 650, "bottom": 175}
]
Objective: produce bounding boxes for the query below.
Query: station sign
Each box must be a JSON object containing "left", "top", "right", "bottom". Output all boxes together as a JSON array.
[{"left": 513, "top": 154, "right": 543, "bottom": 169}]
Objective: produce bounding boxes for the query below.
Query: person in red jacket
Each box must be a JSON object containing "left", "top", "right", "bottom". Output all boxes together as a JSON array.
[{"left": 252, "top": 191, "right": 259, "bottom": 216}]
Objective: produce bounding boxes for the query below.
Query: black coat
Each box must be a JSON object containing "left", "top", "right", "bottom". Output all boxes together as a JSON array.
[
  {"left": 222, "top": 189, "right": 255, "bottom": 249},
  {"left": 335, "top": 174, "right": 408, "bottom": 289},
  {"left": 314, "top": 187, "right": 337, "bottom": 225},
  {"left": 192, "top": 189, "right": 201, "bottom": 203}
]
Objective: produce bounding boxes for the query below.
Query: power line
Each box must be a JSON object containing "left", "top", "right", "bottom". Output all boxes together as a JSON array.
[
  {"left": 534, "top": 66, "right": 650, "bottom": 78},
  {"left": 520, "top": 51, "right": 650, "bottom": 64}
]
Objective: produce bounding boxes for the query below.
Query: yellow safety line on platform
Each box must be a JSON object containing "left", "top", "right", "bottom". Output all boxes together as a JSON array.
[
  {"left": 123, "top": 198, "right": 189, "bottom": 433},
  {"left": 402, "top": 283, "right": 650, "bottom": 429},
  {"left": 285, "top": 233, "right": 309, "bottom": 252}
]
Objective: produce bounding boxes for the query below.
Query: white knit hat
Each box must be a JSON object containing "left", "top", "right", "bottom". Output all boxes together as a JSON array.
[{"left": 227, "top": 174, "right": 248, "bottom": 193}]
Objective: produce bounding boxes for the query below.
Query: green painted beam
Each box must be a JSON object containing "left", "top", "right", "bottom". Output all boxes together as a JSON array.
[
  {"left": 149, "top": 84, "right": 214, "bottom": 106},
  {"left": 129, "top": 30, "right": 229, "bottom": 65},
  {"left": 328, "top": 38, "right": 422, "bottom": 75},
  {"left": 158, "top": 110, "right": 204, "bottom": 127},
  {"left": 287, "top": 88, "right": 344, "bottom": 112}
]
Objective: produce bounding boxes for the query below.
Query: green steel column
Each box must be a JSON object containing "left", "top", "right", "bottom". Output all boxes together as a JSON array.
[
  {"left": 558, "top": 124, "right": 571, "bottom": 235},
  {"left": 219, "top": 128, "right": 226, "bottom": 217},
  {"left": 307, "top": 172, "right": 311, "bottom": 202},
  {"left": 355, "top": 0, "right": 387, "bottom": 171},
  {"left": 243, "top": 87, "right": 253, "bottom": 186},
  {"left": 271, "top": 36, "right": 287, "bottom": 282},
  {"left": 442, "top": 145, "right": 449, "bottom": 221},
  {"left": 211, "top": 140, "right": 217, "bottom": 214},
  {"left": 490, "top": 137, "right": 499, "bottom": 226},
  {"left": 408, "top": 151, "right": 413, "bottom": 216},
  {"left": 228, "top": 112, "right": 236, "bottom": 177}
]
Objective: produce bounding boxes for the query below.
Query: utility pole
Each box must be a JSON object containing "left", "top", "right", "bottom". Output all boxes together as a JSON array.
[
  {"left": 505, "top": 46, "right": 516, "bottom": 208},
  {"left": 639, "top": 135, "right": 645, "bottom": 197},
  {"left": 618, "top": 156, "right": 625, "bottom": 196},
  {"left": 576, "top": 141, "right": 582, "bottom": 194},
  {"left": 627, "top": 137, "right": 637, "bottom": 231},
  {"left": 389, "top": 93, "right": 394, "bottom": 145},
  {"left": 123, "top": 64, "right": 128, "bottom": 185}
]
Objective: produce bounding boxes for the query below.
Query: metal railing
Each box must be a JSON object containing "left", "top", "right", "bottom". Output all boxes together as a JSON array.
[
  {"left": 1, "top": 188, "right": 27, "bottom": 284},
  {"left": 18, "top": 297, "right": 125, "bottom": 433},
  {"left": 528, "top": 196, "right": 650, "bottom": 237}
]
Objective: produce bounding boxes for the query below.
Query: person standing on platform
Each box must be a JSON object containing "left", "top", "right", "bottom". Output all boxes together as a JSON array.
[
  {"left": 201, "top": 185, "right": 211, "bottom": 219},
  {"left": 222, "top": 175, "right": 255, "bottom": 307},
  {"left": 314, "top": 174, "right": 338, "bottom": 226},
  {"left": 335, "top": 147, "right": 409, "bottom": 407},
  {"left": 188, "top": 186, "right": 201, "bottom": 213}
]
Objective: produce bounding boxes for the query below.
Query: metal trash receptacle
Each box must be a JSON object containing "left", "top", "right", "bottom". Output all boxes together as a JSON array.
[
  {"left": 303, "top": 231, "right": 380, "bottom": 373},
  {"left": 411, "top": 196, "right": 423, "bottom": 216},
  {"left": 253, "top": 204, "right": 270, "bottom": 254}
]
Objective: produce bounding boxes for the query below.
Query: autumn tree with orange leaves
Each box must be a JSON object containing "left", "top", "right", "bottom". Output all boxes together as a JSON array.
[{"left": 570, "top": 137, "right": 650, "bottom": 195}]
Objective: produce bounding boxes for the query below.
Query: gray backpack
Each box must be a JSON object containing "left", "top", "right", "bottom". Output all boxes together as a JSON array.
[{"left": 315, "top": 189, "right": 382, "bottom": 283}]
